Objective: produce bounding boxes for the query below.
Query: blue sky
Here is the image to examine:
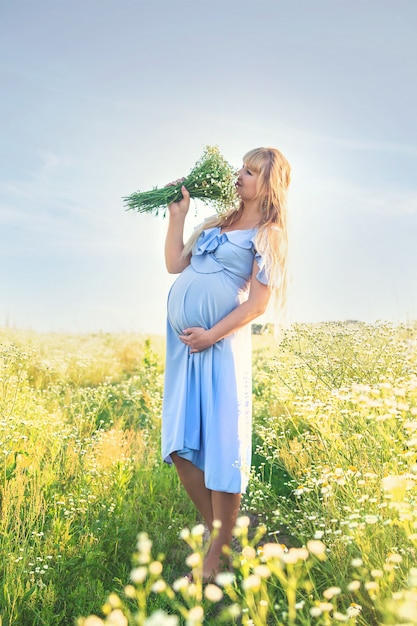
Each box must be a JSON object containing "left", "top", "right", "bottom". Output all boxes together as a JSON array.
[{"left": 1, "top": 0, "right": 416, "bottom": 334}]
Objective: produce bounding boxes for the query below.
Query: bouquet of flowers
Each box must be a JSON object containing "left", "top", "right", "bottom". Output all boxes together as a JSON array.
[{"left": 123, "top": 145, "right": 238, "bottom": 216}]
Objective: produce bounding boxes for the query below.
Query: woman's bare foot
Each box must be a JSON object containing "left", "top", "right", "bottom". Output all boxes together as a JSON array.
[{"left": 203, "top": 545, "right": 232, "bottom": 581}]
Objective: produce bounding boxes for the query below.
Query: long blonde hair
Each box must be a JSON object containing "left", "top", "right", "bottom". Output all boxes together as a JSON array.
[{"left": 183, "top": 147, "right": 291, "bottom": 315}]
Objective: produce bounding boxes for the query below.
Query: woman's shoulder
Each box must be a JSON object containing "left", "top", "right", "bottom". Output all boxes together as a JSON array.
[{"left": 252, "top": 224, "right": 283, "bottom": 256}]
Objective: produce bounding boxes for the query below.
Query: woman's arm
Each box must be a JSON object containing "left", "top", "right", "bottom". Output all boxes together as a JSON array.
[
  {"left": 179, "top": 260, "right": 271, "bottom": 353},
  {"left": 165, "top": 184, "right": 192, "bottom": 273}
]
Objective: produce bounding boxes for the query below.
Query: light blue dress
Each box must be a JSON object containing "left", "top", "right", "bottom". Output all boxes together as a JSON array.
[{"left": 161, "top": 226, "right": 269, "bottom": 494}]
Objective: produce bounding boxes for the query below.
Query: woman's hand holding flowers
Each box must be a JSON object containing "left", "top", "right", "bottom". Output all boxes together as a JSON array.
[{"left": 167, "top": 179, "right": 190, "bottom": 218}]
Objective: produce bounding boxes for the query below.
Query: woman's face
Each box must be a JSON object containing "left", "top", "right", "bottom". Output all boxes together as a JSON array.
[{"left": 235, "top": 163, "right": 259, "bottom": 202}]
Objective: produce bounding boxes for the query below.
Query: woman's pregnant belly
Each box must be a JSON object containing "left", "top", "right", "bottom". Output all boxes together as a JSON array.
[{"left": 167, "top": 266, "right": 242, "bottom": 335}]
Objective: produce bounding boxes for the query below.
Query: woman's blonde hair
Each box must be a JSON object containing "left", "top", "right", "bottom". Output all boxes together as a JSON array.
[{"left": 183, "top": 147, "right": 291, "bottom": 318}]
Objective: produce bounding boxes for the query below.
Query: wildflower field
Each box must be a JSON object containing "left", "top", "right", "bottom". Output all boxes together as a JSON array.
[{"left": 0, "top": 322, "right": 416, "bottom": 626}]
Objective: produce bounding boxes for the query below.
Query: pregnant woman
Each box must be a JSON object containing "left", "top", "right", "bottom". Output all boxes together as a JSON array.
[{"left": 162, "top": 146, "right": 291, "bottom": 580}]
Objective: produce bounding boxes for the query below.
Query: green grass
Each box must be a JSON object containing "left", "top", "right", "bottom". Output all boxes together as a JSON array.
[
  {"left": 1, "top": 322, "right": 416, "bottom": 625},
  {"left": 0, "top": 331, "right": 195, "bottom": 625}
]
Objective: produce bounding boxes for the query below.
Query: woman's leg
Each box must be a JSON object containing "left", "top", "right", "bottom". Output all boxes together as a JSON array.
[
  {"left": 171, "top": 453, "right": 214, "bottom": 531},
  {"left": 203, "top": 490, "right": 241, "bottom": 578},
  {"left": 171, "top": 454, "right": 242, "bottom": 579}
]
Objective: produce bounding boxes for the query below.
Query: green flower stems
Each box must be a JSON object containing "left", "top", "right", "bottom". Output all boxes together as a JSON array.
[{"left": 123, "top": 145, "right": 238, "bottom": 216}]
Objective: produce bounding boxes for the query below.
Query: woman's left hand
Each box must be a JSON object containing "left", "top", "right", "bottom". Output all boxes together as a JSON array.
[{"left": 179, "top": 327, "right": 214, "bottom": 353}]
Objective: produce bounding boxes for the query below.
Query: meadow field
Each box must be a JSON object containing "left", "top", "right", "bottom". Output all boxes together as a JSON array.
[{"left": 0, "top": 322, "right": 416, "bottom": 625}]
